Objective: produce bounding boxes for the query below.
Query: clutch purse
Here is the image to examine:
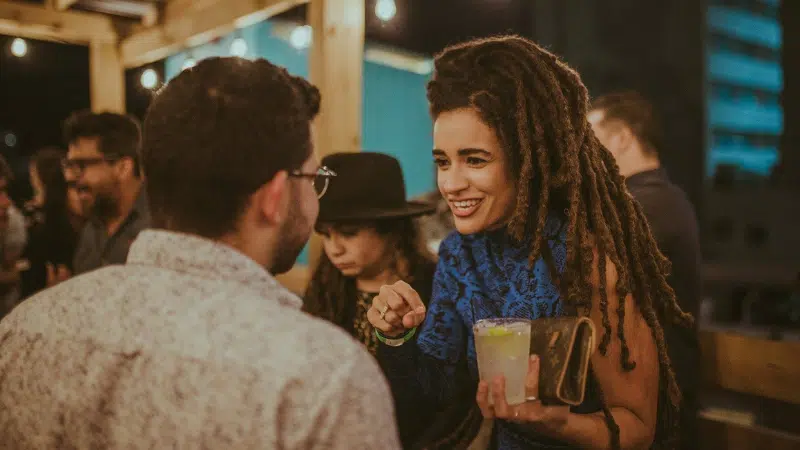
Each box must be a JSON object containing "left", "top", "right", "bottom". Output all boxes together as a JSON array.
[{"left": 529, "top": 316, "right": 597, "bottom": 406}]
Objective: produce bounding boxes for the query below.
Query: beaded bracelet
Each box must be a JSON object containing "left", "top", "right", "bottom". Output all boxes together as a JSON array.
[{"left": 375, "top": 327, "right": 417, "bottom": 347}]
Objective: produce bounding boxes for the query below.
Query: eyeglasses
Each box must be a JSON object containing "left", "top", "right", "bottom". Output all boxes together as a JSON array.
[
  {"left": 61, "top": 155, "right": 122, "bottom": 176},
  {"left": 290, "top": 165, "right": 337, "bottom": 199}
]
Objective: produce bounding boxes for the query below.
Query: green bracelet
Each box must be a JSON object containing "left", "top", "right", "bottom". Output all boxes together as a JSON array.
[{"left": 375, "top": 327, "right": 417, "bottom": 347}]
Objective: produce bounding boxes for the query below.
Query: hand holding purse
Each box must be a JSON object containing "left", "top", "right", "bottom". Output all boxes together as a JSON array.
[{"left": 528, "top": 316, "right": 597, "bottom": 405}]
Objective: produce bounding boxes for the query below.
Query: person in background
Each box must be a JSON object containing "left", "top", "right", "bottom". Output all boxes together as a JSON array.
[
  {"left": 414, "top": 190, "right": 455, "bottom": 254},
  {"left": 62, "top": 110, "right": 149, "bottom": 276},
  {"left": 20, "top": 147, "right": 86, "bottom": 298},
  {"left": 368, "top": 36, "right": 694, "bottom": 449},
  {"left": 589, "top": 91, "right": 701, "bottom": 450},
  {"left": 0, "top": 56, "right": 400, "bottom": 449},
  {"left": 0, "top": 155, "right": 26, "bottom": 318},
  {"left": 304, "top": 151, "right": 436, "bottom": 449}
]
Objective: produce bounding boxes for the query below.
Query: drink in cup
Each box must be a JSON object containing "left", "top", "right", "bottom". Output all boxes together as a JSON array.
[{"left": 473, "top": 318, "right": 531, "bottom": 405}]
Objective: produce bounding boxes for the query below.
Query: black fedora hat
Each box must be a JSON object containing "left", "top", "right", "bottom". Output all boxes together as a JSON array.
[{"left": 318, "top": 152, "right": 436, "bottom": 222}]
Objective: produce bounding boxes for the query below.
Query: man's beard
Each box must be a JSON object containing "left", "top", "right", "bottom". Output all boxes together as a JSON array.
[
  {"left": 90, "top": 187, "right": 121, "bottom": 223},
  {"left": 270, "top": 189, "right": 312, "bottom": 275}
]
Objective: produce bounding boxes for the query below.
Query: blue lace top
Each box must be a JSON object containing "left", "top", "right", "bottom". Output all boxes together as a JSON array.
[{"left": 378, "top": 215, "right": 599, "bottom": 449}]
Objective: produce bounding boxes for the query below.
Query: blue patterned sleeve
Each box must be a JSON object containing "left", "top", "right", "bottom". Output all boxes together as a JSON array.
[{"left": 376, "top": 235, "right": 467, "bottom": 406}]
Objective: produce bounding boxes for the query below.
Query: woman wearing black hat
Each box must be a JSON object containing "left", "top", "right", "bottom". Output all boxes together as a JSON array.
[{"left": 304, "top": 152, "right": 437, "bottom": 448}]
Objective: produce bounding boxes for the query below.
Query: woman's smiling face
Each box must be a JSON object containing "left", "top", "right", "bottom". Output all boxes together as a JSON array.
[{"left": 433, "top": 107, "right": 516, "bottom": 235}]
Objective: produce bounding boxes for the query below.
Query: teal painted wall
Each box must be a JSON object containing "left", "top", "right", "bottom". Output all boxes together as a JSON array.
[{"left": 165, "top": 20, "right": 435, "bottom": 264}]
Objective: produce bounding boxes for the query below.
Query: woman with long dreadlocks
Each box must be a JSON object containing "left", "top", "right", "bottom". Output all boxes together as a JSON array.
[{"left": 367, "top": 35, "right": 693, "bottom": 450}]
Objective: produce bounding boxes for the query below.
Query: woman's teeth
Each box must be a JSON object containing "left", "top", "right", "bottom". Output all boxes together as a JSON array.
[{"left": 454, "top": 200, "right": 480, "bottom": 209}]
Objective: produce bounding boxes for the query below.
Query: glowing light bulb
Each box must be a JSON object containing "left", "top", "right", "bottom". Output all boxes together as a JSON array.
[
  {"left": 140, "top": 68, "right": 159, "bottom": 89},
  {"left": 289, "top": 25, "right": 312, "bottom": 50},
  {"left": 3, "top": 132, "right": 17, "bottom": 148},
  {"left": 375, "top": 0, "right": 396, "bottom": 22},
  {"left": 230, "top": 38, "right": 248, "bottom": 57},
  {"left": 10, "top": 38, "right": 27, "bottom": 57}
]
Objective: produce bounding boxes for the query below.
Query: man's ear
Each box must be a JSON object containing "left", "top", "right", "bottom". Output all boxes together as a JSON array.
[
  {"left": 613, "top": 125, "right": 636, "bottom": 155},
  {"left": 116, "top": 157, "right": 137, "bottom": 178},
  {"left": 255, "top": 170, "right": 289, "bottom": 225}
]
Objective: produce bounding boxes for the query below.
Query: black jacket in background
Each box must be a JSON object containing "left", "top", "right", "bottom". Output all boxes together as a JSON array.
[{"left": 626, "top": 167, "right": 701, "bottom": 450}]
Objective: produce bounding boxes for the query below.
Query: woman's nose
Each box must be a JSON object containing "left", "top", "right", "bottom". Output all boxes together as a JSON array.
[
  {"left": 439, "top": 168, "right": 469, "bottom": 195},
  {"left": 325, "top": 235, "right": 345, "bottom": 256}
]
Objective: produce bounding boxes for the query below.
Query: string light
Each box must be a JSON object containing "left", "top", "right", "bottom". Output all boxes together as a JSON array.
[
  {"left": 10, "top": 38, "right": 27, "bottom": 57},
  {"left": 140, "top": 68, "right": 159, "bottom": 89},
  {"left": 230, "top": 38, "right": 248, "bottom": 57},
  {"left": 375, "top": 0, "right": 397, "bottom": 22},
  {"left": 3, "top": 132, "right": 17, "bottom": 148},
  {"left": 290, "top": 25, "right": 312, "bottom": 50}
]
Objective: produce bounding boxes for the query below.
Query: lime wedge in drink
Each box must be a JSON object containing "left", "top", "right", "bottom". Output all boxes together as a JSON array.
[{"left": 486, "top": 326, "right": 513, "bottom": 337}]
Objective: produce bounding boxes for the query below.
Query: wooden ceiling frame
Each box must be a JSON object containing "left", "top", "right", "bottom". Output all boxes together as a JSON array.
[
  {"left": 1, "top": 0, "right": 365, "bottom": 143},
  {"left": 0, "top": 0, "right": 117, "bottom": 44},
  {"left": 120, "top": 0, "right": 309, "bottom": 68}
]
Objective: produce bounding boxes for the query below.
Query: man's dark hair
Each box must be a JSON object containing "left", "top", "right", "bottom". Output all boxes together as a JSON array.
[
  {"left": 62, "top": 110, "right": 142, "bottom": 175},
  {"left": 141, "top": 57, "right": 320, "bottom": 238},
  {"left": 590, "top": 91, "right": 663, "bottom": 155}
]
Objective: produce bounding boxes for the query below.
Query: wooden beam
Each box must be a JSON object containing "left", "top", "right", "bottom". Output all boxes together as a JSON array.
[
  {"left": 140, "top": 5, "right": 158, "bottom": 28},
  {"left": 163, "top": 0, "right": 219, "bottom": 19},
  {"left": 0, "top": 1, "right": 117, "bottom": 44},
  {"left": 76, "top": 0, "right": 159, "bottom": 27},
  {"left": 700, "top": 330, "right": 800, "bottom": 405},
  {"left": 306, "top": 0, "right": 365, "bottom": 269},
  {"left": 89, "top": 41, "right": 125, "bottom": 113},
  {"left": 51, "top": 0, "right": 78, "bottom": 10},
  {"left": 270, "top": 19, "right": 433, "bottom": 75},
  {"left": 120, "top": 0, "right": 308, "bottom": 68}
]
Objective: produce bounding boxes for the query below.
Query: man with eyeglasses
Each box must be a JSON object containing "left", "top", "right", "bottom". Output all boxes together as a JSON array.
[
  {"left": 60, "top": 110, "right": 150, "bottom": 279},
  {"left": 0, "top": 57, "right": 402, "bottom": 449}
]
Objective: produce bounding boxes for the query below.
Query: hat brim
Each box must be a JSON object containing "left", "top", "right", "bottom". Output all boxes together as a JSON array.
[{"left": 318, "top": 200, "right": 437, "bottom": 223}]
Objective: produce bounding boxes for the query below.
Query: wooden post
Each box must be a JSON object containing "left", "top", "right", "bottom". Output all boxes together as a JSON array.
[
  {"left": 308, "top": 0, "right": 364, "bottom": 156},
  {"left": 306, "top": 0, "right": 365, "bottom": 269},
  {"left": 89, "top": 41, "right": 125, "bottom": 113}
]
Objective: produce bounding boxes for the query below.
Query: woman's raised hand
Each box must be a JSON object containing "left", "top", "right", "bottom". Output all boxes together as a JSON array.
[{"left": 367, "top": 281, "right": 427, "bottom": 337}]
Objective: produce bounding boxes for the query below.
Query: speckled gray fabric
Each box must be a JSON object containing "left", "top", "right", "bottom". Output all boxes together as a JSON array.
[{"left": 0, "top": 229, "right": 400, "bottom": 449}]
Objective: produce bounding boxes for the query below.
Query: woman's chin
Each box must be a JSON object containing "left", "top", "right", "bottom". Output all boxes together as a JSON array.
[
  {"left": 338, "top": 267, "right": 361, "bottom": 277},
  {"left": 453, "top": 217, "right": 490, "bottom": 235}
]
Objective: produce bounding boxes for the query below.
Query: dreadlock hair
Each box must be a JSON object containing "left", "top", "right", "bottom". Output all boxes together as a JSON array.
[
  {"left": 426, "top": 35, "right": 694, "bottom": 449},
  {"left": 304, "top": 217, "right": 436, "bottom": 327}
]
